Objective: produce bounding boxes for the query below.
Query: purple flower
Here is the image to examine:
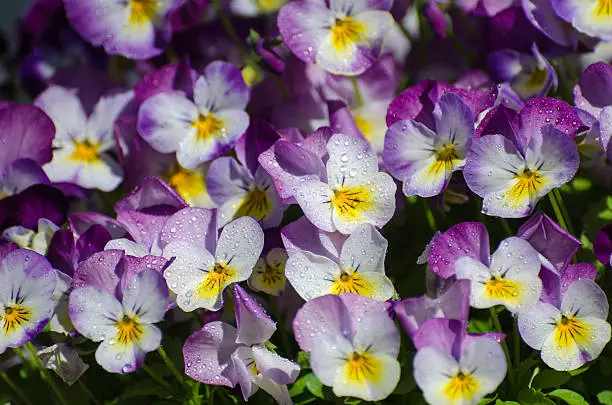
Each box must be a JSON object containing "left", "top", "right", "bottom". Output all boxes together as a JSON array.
[
  {"left": 162, "top": 216, "right": 264, "bottom": 311},
  {"left": 455, "top": 237, "right": 542, "bottom": 313},
  {"left": 519, "top": 279, "right": 611, "bottom": 371},
  {"left": 594, "top": 224, "right": 612, "bottom": 266},
  {"left": 383, "top": 93, "right": 474, "bottom": 198},
  {"left": 69, "top": 267, "right": 170, "bottom": 374},
  {"left": 413, "top": 318, "right": 507, "bottom": 405},
  {"left": 293, "top": 294, "right": 400, "bottom": 401},
  {"left": 552, "top": 0, "right": 612, "bottom": 41},
  {"left": 63, "top": 0, "right": 182, "bottom": 59},
  {"left": 0, "top": 249, "right": 57, "bottom": 353},
  {"left": 35, "top": 86, "right": 132, "bottom": 191},
  {"left": 138, "top": 61, "right": 250, "bottom": 169},
  {"left": 293, "top": 133, "right": 396, "bottom": 234},
  {"left": 183, "top": 285, "right": 299, "bottom": 403},
  {"left": 277, "top": 0, "right": 394, "bottom": 75},
  {"left": 285, "top": 223, "right": 394, "bottom": 301}
]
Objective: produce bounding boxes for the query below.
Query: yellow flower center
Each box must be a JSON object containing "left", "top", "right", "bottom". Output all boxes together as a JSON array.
[
  {"left": 330, "top": 186, "right": 373, "bottom": 222},
  {"left": 196, "top": 262, "right": 236, "bottom": 298},
  {"left": 128, "top": 0, "right": 159, "bottom": 26},
  {"left": 429, "top": 143, "right": 460, "bottom": 176},
  {"left": 71, "top": 140, "right": 101, "bottom": 163},
  {"left": 353, "top": 115, "right": 374, "bottom": 141},
  {"left": 523, "top": 67, "right": 548, "bottom": 89},
  {"left": 255, "top": 0, "right": 287, "bottom": 13},
  {"left": 485, "top": 277, "right": 520, "bottom": 300},
  {"left": 344, "top": 351, "right": 382, "bottom": 384},
  {"left": 331, "top": 17, "right": 365, "bottom": 52},
  {"left": 507, "top": 167, "right": 546, "bottom": 204},
  {"left": 331, "top": 270, "right": 372, "bottom": 296},
  {"left": 192, "top": 113, "right": 224, "bottom": 141},
  {"left": 235, "top": 188, "right": 271, "bottom": 221},
  {"left": 443, "top": 372, "right": 480, "bottom": 401},
  {"left": 554, "top": 315, "right": 590, "bottom": 348},
  {"left": 258, "top": 261, "right": 285, "bottom": 288},
  {"left": 2, "top": 304, "right": 31, "bottom": 335},
  {"left": 595, "top": 0, "right": 612, "bottom": 17},
  {"left": 165, "top": 165, "right": 207, "bottom": 205},
  {"left": 115, "top": 315, "right": 143, "bottom": 345}
]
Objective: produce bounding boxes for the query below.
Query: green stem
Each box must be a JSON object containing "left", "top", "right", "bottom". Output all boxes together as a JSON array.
[
  {"left": 142, "top": 364, "right": 173, "bottom": 391},
  {"left": 77, "top": 379, "right": 102, "bottom": 405},
  {"left": 500, "top": 218, "right": 513, "bottom": 237},
  {"left": 422, "top": 199, "right": 437, "bottom": 233},
  {"left": 0, "top": 369, "right": 35, "bottom": 405},
  {"left": 211, "top": 0, "right": 246, "bottom": 54},
  {"left": 553, "top": 188, "right": 574, "bottom": 235},
  {"left": 548, "top": 189, "right": 573, "bottom": 234},
  {"left": 513, "top": 317, "right": 521, "bottom": 369},
  {"left": 489, "top": 308, "right": 517, "bottom": 396},
  {"left": 350, "top": 76, "right": 363, "bottom": 108},
  {"left": 24, "top": 342, "right": 70, "bottom": 405},
  {"left": 157, "top": 346, "right": 186, "bottom": 387}
]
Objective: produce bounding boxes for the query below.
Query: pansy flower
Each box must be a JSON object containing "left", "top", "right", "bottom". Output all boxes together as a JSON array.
[
  {"left": 162, "top": 216, "right": 264, "bottom": 311},
  {"left": 249, "top": 247, "right": 288, "bottom": 296},
  {"left": 519, "top": 279, "right": 612, "bottom": 371},
  {"left": 293, "top": 294, "right": 400, "bottom": 401},
  {"left": 138, "top": 61, "right": 250, "bottom": 169},
  {"left": 383, "top": 93, "right": 474, "bottom": 198},
  {"left": 294, "top": 133, "right": 396, "bottom": 234},
  {"left": 0, "top": 249, "right": 57, "bottom": 354},
  {"left": 464, "top": 102, "right": 580, "bottom": 217},
  {"left": 38, "top": 343, "right": 89, "bottom": 385},
  {"left": 285, "top": 223, "right": 394, "bottom": 301},
  {"left": 64, "top": 0, "right": 182, "bottom": 59},
  {"left": 69, "top": 268, "right": 170, "bottom": 374},
  {"left": 277, "top": 0, "right": 394, "bottom": 75},
  {"left": 184, "top": 285, "right": 299, "bottom": 404},
  {"left": 35, "top": 86, "right": 132, "bottom": 191},
  {"left": 552, "top": 0, "right": 612, "bottom": 40},
  {"left": 2, "top": 218, "right": 59, "bottom": 255},
  {"left": 413, "top": 318, "right": 507, "bottom": 405}
]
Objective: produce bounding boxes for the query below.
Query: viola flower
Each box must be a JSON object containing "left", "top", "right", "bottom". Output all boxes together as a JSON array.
[
  {"left": 519, "top": 279, "right": 612, "bottom": 371},
  {"left": 38, "top": 343, "right": 89, "bottom": 385},
  {"left": 383, "top": 93, "right": 474, "bottom": 198},
  {"left": 487, "top": 44, "right": 558, "bottom": 101},
  {"left": 68, "top": 269, "right": 170, "bottom": 374},
  {"left": 413, "top": 318, "right": 507, "bottom": 405},
  {"left": 162, "top": 216, "right": 264, "bottom": 311},
  {"left": 207, "top": 157, "right": 285, "bottom": 228},
  {"left": 249, "top": 247, "right": 288, "bottom": 296},
  {"left": 552, "top": 0, "right": 612, "bottom": 40},
  {"left": 293, "top": 294, "right": 400, "bottom": 401},
  {"left": 138, "top": 61, "right": 250, "bottom": 169},
  {"left": 164, "top": 162, "right": 214, "bottom": 208},
  {"left": 294, "top": 133, "right": 396, "bottom": 234},
  {"left": 0, "top": 249, "right": 57, "bottom": 354},
  {"left": 277, "top": 0, "right": 394, "bottom": 75},
  {"left": 455, "top": 237, "right": 542, "bottom": 313},
  {"left": 64, "top": 0, "right": 181, "bottom": 59},
  {"left": 35, "top": 86, "right": 132, "bottom": 191},
  {"left": 464, "top": 125, "right": 579, "bottom": 218},
  {"left": 2, "top": 218, "right": 59, "bottom": 255},
  {"left": 184, "top": 285, "right": 299, "bottom": 403},
  {"left": 285, "top": 224, "right": 395, "bottom": 301}
]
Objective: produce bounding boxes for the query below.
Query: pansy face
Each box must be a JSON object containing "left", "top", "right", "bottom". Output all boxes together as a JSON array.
[
  {"left": 464, "top": 127, "right": 579, "bottom": 218},
  {"left": 35, "top": 86, "right": 130, "bottom": 191},
  {"left": 285, "top": 224, "right": 394, "bottom": 301},
  {"left": 455, "top": 237, "right": 542, "bottom": 313},
  {"left": 278, "top": 0, "right": 394, "bottom": 75},
  {"left": 163, "top": 216, "right": 264, "bottom": 311},
  {"left": 68, "top": 270, "right": 169, "bottom": 374},
  {"left": 294, "top": 133, "right": 396, "bottom": 234},
  {"left": 384, "top": 94, "right": 473, "bottom": 198},
  {"left": 0, "top": 250, "right": 57, "bottom": 354},
  {"left": 249, "top": 248, "right": 288, "bottom": 295},
  {"left": 138, "top": 62, "right": 250, "bottom": 169},
  {"left": 519, "top": 279, "right": 612, "bottom": 371}
]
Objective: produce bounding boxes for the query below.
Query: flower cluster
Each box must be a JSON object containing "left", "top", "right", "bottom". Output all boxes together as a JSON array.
[{"left": 2, "top": 0, "right": 612, "bottom": 404}]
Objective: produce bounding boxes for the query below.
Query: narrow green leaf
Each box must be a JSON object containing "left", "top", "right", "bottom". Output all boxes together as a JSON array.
[
  {"left": 547, "top": 389, "right": 589, "bottom": 405},
  {"left": 597, "top": 391, "right": 612, "bottom": 405}
]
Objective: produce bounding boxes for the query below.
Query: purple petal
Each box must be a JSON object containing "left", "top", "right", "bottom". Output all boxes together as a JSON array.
[
  {"left": 11, "top": 185, "right": 68, "bottom": 229},
  {"left": 428, "top": 222, "right": 490, "bottom": 279},
  {"left": 2, "top": 159, "right": 50, "bottom": 194},
  {"left": 47, "top": 229, "right": 76, "bottom": 277},
  {"left": 424, "top": 1, "right": 448, "bottom": 38},
  {"left": 235, "top": 120, "right": 282, "bottom": 175},
  {"left": 116, "top": 210, "right": 169, "bottom": 253},
  {"left": 475, "top": 105, "right": 522, "bottom": 148},
  {"left": 594, "top": 224, "right": 612, "bottom": 266},
  {"left": 134, "top": 61, "right": 198, "bottom": 104},
  {"left": 69, "top": 212, "right": 126, "bottom": 240},
  {"left": 518, "top": 97, "right": 584, "bottom": 139},
  {"left": 281, "top": 216, "right": 346, "bottom": 260},
  {"left": 328, "top": 100, "right": 364, "bottom": 141},
  {"left": 560, "top": 263, "right": 597, "bottom": 295},
  {"left": 183, "top": 321, "right": 239, "bottom": 386},
  {"left": 114, "top": 177, "right": 187, "bottom": 213},
  {"left": 411, "top": 318, "right": 464, "bottom": 360},
  {"left": 158, "top": 207, "right": 217, "bottom": 253},
  {"left": 75, "top": 225, "right": 112, "bottom": 263},
  {"left": 517, "top": 211, "right": 581, "bottom": 271},
  {"left": 574, "top": 62, "right": 612, "bottom": 116},
  {"left": 71, "top": 250, "right": 124, "bottom": 296},
  {"left": 538, "top": 264, "right": 561, "bottom": 307},
  {"left": 233, "top": 285, "right": 276, "bottom": 345}
]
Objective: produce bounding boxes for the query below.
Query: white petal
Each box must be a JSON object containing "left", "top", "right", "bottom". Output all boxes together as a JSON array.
[
  {"left": 460, "top": 336, "right": 507, "bottom": 396},
  {"left": 34, "top": 86, "right": 87, "bottom": 143},
  {"left": 105, "top": 239, "right": 149, "bottom": 258},
  {"left": 326, "top": 133, "right": 378, "bottom": 189},
  {"left": 294, "top": 179, "right": 335, "bottom": 232},
  {"left": 68, "top": 287, "right": 122, "bottom": 341},
  {"left": 332, "top": 352, "right": 400, "bottom": 402},
  {"left": 122, "top": 270, "right": 169, "bottom": 324},
  {"left": 215, "top": 216, "right": 264, "bottom": 282},
  {"left": 285, "top": 251, "right": 339, "bottom": 301},
  {"left": 518, "top": 302, "right": 559, "bottom": 350},
  {"left": 413, "top": 347, "right": 460, "bottom": 405},
  {"left": 339, "top": 224, "right": 387, "bottom": 274},
  {"left": 561, "top": 279, "right": 609, "bottom": 320}
]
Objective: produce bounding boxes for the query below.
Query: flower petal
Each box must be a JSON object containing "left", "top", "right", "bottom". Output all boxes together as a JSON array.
[
  {"left": 68, "top": 286, "right": 122, "bottom": 341},
  {"left": 561, "top": 279, "right": 609, "bottom": 320},
  {"left": 121, "top": 270, "right": 169, "bottom": 324},
  {"left": 285, "top": 251, "right": 338, "bottom": 301},
  {"left": 215, "top": 216, "right": 264, "bottom": 281},
  {"left": 518, "top": 302, "right": 559, "bottom": 350},
  {"left": 339, "top": 224, "right": 387, "bottom": 274}
]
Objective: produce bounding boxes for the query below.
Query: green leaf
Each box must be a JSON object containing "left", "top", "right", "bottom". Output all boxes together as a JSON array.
[
  {"left": 568, "top": 364, "right": 590, "bottom": 376},
  {"left": 296, "top": 351, "right": 310, "bottom": 369},
  {"left": 532, "top": 369, "right": 571, "bottom": 390},
  {"left": 344, "top": 398, "right": 362, "bottom": 405},
  {"left": 518, "top": 388, "right": 556, "bottom": 405},
  {"left": 547, "top": 389, "right": 589, "bottom": 405},
  {"left": 597, "top": 391, "right": 612, "bottom": 405},
  {"left": 467, "top": 317, "right": 493, "bottom": 334},
  {"left": 495, "top": 401, "right": 520, "bottom": 405},
  {"left": 305, "top": 373, "right": 324, "bottom": 399},
  {"left": 289, "top": 373, "right": 309, "bottom": 397},
  {"left": 478, "top": 395, "right": 497, "bottom": 404}
]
